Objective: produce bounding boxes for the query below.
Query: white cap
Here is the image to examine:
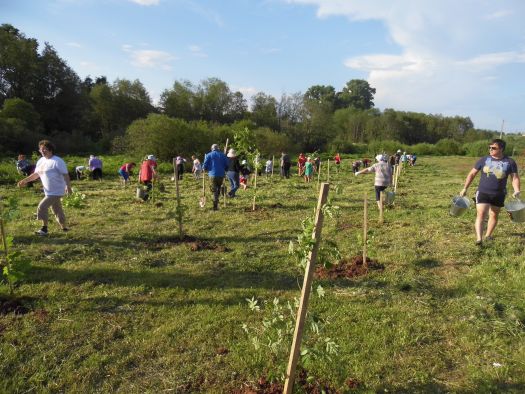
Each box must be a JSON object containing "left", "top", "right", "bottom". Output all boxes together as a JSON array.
[{"left": 147, "top": 154, "right": 156, "bottom": 160}]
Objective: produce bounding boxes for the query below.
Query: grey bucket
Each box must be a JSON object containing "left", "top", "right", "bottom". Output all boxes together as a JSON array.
[
  {"left": 385, "top": 191, "right": 395, "bottom": 205},
  {"left": 505, "top": 199, "right": 525, "bottom": 223},
  {"left": 450, "top": 196, "right": 470, "bottom": 217}
]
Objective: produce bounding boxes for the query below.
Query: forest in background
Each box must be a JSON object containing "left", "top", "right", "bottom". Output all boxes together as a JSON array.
[{"left": 1, "top": 23, "right": 522, "bottom": 159}]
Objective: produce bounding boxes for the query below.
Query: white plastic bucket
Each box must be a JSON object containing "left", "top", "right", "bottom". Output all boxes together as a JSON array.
[
  {"left": 136, "top": 187, "right": 146, "bottom": 200},
  {"left": 450, "top": 196, "right": 470, "bottom": 217},
  {"left": 505, "top": 199, "right": 525, "bottom": 223}
]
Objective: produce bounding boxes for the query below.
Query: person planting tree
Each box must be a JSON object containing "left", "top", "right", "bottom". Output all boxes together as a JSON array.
[
  {"left": 459, "top": 138, "right": 521, "bottom": 246},
  {"left": 138, "top": 155, "right": 158, "bottom": 201},
  {"left": 17, "top": 140, "right": 72, "bottom": 236}
]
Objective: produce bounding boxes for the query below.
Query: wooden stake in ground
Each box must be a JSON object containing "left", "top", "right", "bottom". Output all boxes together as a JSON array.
[
  {"left": 199, "top": 173, "right": 206, "bottom": 208},
  {"left": 175, "top": 166, "right": 183, "bottom": 239},
  {"left": 283, "top": 183, "right": 330, "bottom": 394},
  {"left": 172, "top": 158, "right": 177, "bottom": 181},
  {"left": 252, "top": 157, "right": 258, "bottom": 211},
  {"left": 271, "top": 155, "right": 274, "bottom": 177},
  {"left": 379, "top": 191, "right": 384, "bottom": 225},
  {"left": 327, "top": 159, "right": 330, "bottom": 183},
  {"left": 363, "top": 192, "right": 368, "bottom": 266},
  {"left": 223, "top": 139, "right": 229, "bottom": 208},
  {"left": 394, "top": 165, "right": 400, "bottom": 192},
  {"left": 317, "top": 161, "right": 322, "bottom": 190}
]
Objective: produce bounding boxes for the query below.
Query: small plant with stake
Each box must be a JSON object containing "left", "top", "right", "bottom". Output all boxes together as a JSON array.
[
  {"left": 62, "top": 187, "right": 87, "bottom": 209},
  {"left": 0, "top": 196, "right": 31, "bottom": 296}
]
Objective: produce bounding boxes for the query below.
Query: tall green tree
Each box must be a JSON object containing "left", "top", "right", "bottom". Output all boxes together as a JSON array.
[
  {"left": 251, "top": 92, "right": 279, "bottom": 130},
  {"left": 336, "top": 79, "right": 376, "bottom": 110}
]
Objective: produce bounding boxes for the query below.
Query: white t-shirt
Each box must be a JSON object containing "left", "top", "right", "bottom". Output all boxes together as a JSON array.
[
  {"left": 193, "top": 159, "right": 202, "bottom": 171},
  {"left": 35, "top": 155, "right": 68, "bottom": 196}
]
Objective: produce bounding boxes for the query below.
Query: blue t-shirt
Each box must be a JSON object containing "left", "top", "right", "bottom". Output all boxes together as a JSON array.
[{"left": 475, "top": 155, "right": 518, "bottom": 194}]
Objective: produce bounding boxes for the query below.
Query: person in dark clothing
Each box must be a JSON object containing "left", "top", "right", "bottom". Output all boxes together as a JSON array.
[
  {"left": 226, "top": 149, "right": 241, "bottom": 197},
  {"left": 280, "top": 152, "right": 291, "bottom": 178}
]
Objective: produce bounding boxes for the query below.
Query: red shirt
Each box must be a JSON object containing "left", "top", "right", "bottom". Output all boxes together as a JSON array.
[{"left": 139, "top": 159, "right": 157, "bottom": 182}]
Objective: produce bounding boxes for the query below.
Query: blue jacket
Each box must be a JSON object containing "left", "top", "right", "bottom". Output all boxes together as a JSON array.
[{"left": 203, "top": 150, "right": 229, "bottom": 177}]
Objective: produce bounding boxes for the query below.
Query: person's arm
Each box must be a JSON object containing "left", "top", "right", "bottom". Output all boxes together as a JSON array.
[
  {"left": 18, "top": 171, "right": 40, "bottom": 187},
  {"left": 460, "top": 168, "right": 479, "bottom": 196},
  {"left": 63, "top": 173, "right": 72, "bottom": 194},
  {"left": 511, "top": 172, "right": 521, "bottom": 198}
]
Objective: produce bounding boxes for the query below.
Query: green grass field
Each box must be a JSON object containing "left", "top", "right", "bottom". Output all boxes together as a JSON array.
[{"left": 1, "top": 156, "right": 524, "bottom": 393}]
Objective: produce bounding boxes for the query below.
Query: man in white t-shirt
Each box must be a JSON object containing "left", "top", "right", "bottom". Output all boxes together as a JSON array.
[{"left": 18, "top": 140, "right": 72, "bottom": 236}]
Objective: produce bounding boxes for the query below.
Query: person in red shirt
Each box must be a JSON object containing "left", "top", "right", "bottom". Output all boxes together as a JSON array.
[
  {"left": 138, "top": 155, "right": 158, "bottom": 200},
  {"left": 297, "top": 153, "right": 306, "bottom": 176},
  {"left": 118, "top": 162, "right": 136, "bottom": 186}
]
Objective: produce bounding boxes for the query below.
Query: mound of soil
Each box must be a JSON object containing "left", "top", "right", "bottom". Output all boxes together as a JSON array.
[
  {"left": 316, "top": 255, "right": 384, "bottom": 279},
  {"left": 0, "top": 297, "right": 32, "bottom": 315},
  {"left": 236, "top": 370, "right": 342, "bottom": 394}
]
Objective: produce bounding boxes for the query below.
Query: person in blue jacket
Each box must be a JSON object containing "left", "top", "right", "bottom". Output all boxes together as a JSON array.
[{"left": 203, "top": 144, "right": 229, "bottom": 210}]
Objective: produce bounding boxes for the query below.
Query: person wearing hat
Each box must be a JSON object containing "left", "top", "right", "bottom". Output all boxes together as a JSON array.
[
  {"left": 138, "top": 154, "right": 158, "bottom": 200},
  {"left": 226, "top": 148, "right": 241, "bottom": 197},
  {"left": 203, "top": 144, "right": 229, "bottom": 210},
  {"left": 240, "top": 159, "right": 251, "bottom": 190},
  {"left": 175, "top": 155, "right": 187, "bottom": 180},
  {"left": 395, "top": 149, "right": 402, "bottom": 165},
  {"left": 355, "top": 153, "right": 392, "bottom": 209}
]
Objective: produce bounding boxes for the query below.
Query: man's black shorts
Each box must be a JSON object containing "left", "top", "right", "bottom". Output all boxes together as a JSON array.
[{"left": 475, "top": 191, "right": 505, "bottom": 207}]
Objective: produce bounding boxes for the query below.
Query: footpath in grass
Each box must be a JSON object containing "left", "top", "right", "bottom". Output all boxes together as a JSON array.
[{"left": 0, "top": 156, "right": 524, "bottom": 393}]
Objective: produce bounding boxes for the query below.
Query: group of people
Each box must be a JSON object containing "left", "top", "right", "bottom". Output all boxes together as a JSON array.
[
  {"left": 75, "top": 155, "right": 103, "bottom": 180},
  {"left": 16, "top": 138, "right": 521, "bottom": 244}
]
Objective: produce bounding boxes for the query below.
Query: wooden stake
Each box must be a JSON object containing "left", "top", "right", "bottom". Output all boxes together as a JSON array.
[
  {"left": 175, "top": 166, "right": 183, "bottom": 239},
  {"left": 172, "top": 158, "right": 176, "bottom": 181},
  {"left": 283, "top": 183, "right": 330, "bottom": 394},
  {"left": 252, "top": 157, "right": 258, "bottom": 211},
  {"left": 327, "top": 159, "right": 330, "bottom": 182},
  {"left": 271, "top": 155, "right": 274, "bottom": 177},
  {"left": 317, "top": 161, "right": 322, "bottom": 190},
  {"left": 363, "top": 192, "right": 368, "bottom": 267},
  {"left": 379, "top": 191, "right": 384, "bottom": 225}
]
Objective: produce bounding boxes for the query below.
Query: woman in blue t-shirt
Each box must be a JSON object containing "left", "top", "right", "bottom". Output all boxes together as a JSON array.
[{"left": 459, "top": 138, "right": 521, "bottom": 245}]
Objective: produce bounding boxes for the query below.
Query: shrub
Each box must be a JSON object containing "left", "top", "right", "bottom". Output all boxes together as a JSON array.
[
  {"left": 435, "top": 138, "right": 465, "bottom": 155},
  {"left": 367, "top": 140, "right": 404, "bottom": 155},
  {"left": 411, "top": 143, "right": 437, "bottom": 155}
]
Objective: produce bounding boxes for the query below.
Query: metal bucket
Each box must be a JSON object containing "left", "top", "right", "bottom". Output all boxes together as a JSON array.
[
  {"left": 136, "top": 187, "right": 147, "bottom": 200},
  {"left": 385, "top": 191, "right": 395, "bottom": 205},
  {"left": 450, "top": 196, "right": 470, "bottom": 217},
  {"left": 505, "top": 199, "right": 525, "bottom": 223}
]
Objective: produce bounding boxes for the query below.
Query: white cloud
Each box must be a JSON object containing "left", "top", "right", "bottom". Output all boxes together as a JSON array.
[
  {"left": 122, "top": 45, "right": 176, "bottom": 70},
  {"left": 129, "top": 0, "right": 160, "bottom": 6},
  {"left": 235, "top": 86, "right": 258, "bottom": 98},
  {"left": 286, "top": 0, "right": 525, "bottom": 129},
  {"left": 189, "top": 45, "right": 208, "bottom": 58},
  {"left": 66, "top": 42, "right": 82, "bottom": 48}
]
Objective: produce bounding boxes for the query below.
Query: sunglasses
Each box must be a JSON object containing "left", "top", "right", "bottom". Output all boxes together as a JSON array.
[{"left": 489, "top": 146, "right": 500, "bottom": 150}]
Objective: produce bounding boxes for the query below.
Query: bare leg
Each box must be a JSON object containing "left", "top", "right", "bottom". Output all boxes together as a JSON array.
[
  {"left": 475, "top": 203, "right": 489, "bottom": 242},
  {"left": 485, "top": 205, "right": 500, "bottom": 238}
]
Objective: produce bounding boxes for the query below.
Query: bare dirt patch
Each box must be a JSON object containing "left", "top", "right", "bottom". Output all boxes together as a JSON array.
[{"left": 316, "top": 255, "right": 384, "bottom": 279}]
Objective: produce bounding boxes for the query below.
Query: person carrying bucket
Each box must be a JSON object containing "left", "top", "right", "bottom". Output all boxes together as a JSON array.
[
  {"left": 138, "top": 155, "right": 158, "bottom": 200},
  {"left": 459, "top": 138, "right": 521, "bottom": 246},
  {"left": 355, "top": 153, "right": 392, "bottom": 209}
]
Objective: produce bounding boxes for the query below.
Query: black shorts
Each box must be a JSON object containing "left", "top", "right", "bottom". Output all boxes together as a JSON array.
[
  {"left": 475, "top": 191, "right": 505, "bottom": 207},
  {"left": 375, "top": 186, "right": 388, "bottom": 201}
]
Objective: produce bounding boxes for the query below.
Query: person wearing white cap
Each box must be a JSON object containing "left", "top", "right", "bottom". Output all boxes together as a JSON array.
[
  {"left": 226, "top": 148, "right": 241, "bottom": 197},
  {"left": 203, "top": 144, "right": 229, "bottom": 210},
  {"left": 138, "top": 154, "right": 158, "bottom": 200},
  {"left": 355, "top": 153, "right": 392, "bottom": 209}
]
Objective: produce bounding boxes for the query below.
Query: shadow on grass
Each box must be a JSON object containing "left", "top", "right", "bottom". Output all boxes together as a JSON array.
[
  {"left": 28, "top": 265, "right": 298, "bottom": 291},
  {"left": 413, "top": 258, "right": 441, "bottom": 269}
]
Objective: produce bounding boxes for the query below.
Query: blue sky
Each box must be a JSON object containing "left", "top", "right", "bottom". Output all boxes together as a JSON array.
[{"left": 2, "top": 0, "right": 525, "bottom": 132}]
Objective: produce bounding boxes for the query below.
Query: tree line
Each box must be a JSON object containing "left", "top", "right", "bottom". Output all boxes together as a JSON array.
[{"left": 0, "top": 23, "right": 506, "bottom": 158}]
